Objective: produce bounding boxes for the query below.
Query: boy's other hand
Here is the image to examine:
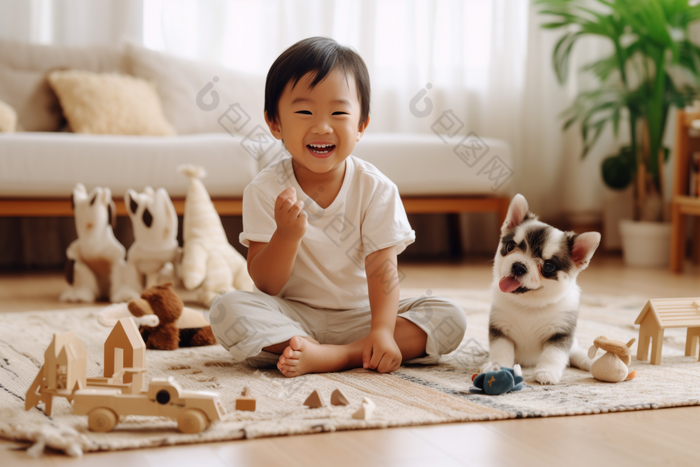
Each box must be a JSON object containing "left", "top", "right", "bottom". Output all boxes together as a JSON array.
[
  {"left": 363, "top": 328, "right": 402, "bottom": 373},
  {"left": 275, "top": 187, "right": 308, "bottom": 241}
]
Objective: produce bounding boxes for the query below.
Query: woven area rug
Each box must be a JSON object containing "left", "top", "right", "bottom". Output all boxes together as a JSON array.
[{"left": 1, "top": 288, "right": 700, "bottom": 456}]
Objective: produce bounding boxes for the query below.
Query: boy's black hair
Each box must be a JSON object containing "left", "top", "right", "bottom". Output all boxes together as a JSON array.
[{"left": 265, "top": 37, "right": 370, "bottom": 129}]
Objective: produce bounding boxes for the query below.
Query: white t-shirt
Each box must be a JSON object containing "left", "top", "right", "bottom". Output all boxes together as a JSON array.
[{"left": 240, "top": 155, "right": 416, "bottom": 310}]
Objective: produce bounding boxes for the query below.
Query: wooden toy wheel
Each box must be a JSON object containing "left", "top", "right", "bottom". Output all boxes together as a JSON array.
[
  {"left": 88, "top": 408, "right": 118, "bottom": 432},
  {"left": 177, "top": 409, "right": 209, "bottom": 434}
]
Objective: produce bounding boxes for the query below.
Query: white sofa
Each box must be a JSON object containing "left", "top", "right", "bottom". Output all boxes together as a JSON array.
[{"left": 0, "top": 39, "right": 512, "bottom": 223}]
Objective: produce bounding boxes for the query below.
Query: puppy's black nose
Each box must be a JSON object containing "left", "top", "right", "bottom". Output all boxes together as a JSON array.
[{"left": 511, "top": 262, "right": 527, "bottom": 277}]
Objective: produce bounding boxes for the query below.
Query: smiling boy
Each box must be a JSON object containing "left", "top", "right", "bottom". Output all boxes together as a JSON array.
[{"left": 209, "top": 37, "right": 466, "bottom": 377}]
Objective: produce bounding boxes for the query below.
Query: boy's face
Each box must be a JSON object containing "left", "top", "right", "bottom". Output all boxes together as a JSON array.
[{"left": 265, "top": 68, "right": 369, "bottom": 176}]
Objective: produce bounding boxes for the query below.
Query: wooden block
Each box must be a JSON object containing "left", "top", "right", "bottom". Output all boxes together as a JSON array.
[
  {"left": 235, "top": 386, "right": 256, "bottom": 411},
  {"left": 351, "top": 397, "right": 375, "bottom": 420},
  {"left": 235, "top": 397, "right": 256, "bottom": 412},
  {"left": 303, "top": 389, "right": 323, "bottom": 408},
  {"left": 330, "top": 389, "right": 349, "bottom": 406}
]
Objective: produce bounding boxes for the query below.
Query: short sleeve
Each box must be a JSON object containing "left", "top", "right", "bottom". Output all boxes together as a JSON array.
[
  {"left": 361, "top": 181, "right": 415, "bottom": 258},
  {"left": 239, "top": 185, "right": 276, "bottom": 247}
]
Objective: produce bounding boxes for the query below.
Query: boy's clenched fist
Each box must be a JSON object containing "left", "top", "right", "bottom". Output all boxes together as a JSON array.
[{"left": 275, "top": 187, "right": 307, "bottom": 241}]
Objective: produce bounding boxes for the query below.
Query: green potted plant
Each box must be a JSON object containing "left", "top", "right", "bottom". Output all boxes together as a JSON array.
[{"left": 536, "top": 0, "right": 700, "bottom": 266}]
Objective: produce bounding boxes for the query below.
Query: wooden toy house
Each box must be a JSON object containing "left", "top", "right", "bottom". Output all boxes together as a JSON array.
[
  {"left": 86, "top": 317, "right": 147, "bottom": 394},
  {"left": 25, "top": 330, "right": 87, "bottom": 415},
  {"left": 635, "top": 298, "right": 700, "bottom": 365}
]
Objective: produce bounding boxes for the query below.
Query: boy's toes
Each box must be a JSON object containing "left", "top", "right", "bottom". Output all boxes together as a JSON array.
[
  {"left": 289, "top": 336, "right": 305, "bottom": 351},
  {"left": 283, "top": 346, "right": 302, "bottom": 360}
]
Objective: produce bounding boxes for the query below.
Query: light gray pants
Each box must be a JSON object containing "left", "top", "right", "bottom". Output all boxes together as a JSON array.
[{"left": 208, "top": 290, "right": 467, "bottom": 368}]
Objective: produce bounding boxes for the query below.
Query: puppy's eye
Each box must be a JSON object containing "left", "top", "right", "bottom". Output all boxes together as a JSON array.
[
  {"left": 543, "top": 261, "right": 556, "bottom": 273},
  {"left": 505, "top": 242, "right": 515, "bottom": 253}
]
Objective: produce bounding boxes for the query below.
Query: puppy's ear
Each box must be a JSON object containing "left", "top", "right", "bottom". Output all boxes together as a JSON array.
[
  {"left": 569, "top": 232, "right": 601, "bottom": 270},
  {"left": 501, "top": 194, "right": 533, "bottom": 235}
]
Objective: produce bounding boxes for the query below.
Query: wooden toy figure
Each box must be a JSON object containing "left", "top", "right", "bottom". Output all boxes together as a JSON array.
[{"left": 25, "top": 331, "right": 87, "bottom": 415}]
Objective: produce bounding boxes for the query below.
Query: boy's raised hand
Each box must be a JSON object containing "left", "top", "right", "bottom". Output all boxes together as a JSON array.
[
  {"left": 363, "top": 328, "right": 402, "bottom": 373},
  {"left": 275, "top": 187, "right": 308, "bottom": 241}
]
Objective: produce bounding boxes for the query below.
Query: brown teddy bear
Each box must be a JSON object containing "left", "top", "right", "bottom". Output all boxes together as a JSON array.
[{"left": 127, "top": 283, "right": 217, "bottom": 350}]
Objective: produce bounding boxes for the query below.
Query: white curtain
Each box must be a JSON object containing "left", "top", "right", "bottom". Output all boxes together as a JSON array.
[{"left": 0, "top": 0, "right": 630, "bottom": 223}]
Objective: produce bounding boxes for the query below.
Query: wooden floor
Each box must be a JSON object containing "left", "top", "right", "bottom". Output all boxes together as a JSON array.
[{"left": 2, "top": 253, "right": 700, "bottom": 466}]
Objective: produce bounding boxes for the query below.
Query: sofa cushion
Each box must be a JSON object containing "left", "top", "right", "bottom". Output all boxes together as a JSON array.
[
  {"left": 0, "top": 133, "right": 258, "bottom": 198},
  {"left": 0, "top": 39, "right": 126, "bottom": 132},
  {"left": 349, "top": 132, "right": 514, "bottom": 195},
  {"left": 47, "top": 70, "right": 176, "bottom": 136},
  {"left": 125, "top": 43, "right": 266, "bottom": 136}
]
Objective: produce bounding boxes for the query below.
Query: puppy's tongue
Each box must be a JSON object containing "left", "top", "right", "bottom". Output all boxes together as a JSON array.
[{"left": 499, "top": 276, "right": 521, "bottom": 293}]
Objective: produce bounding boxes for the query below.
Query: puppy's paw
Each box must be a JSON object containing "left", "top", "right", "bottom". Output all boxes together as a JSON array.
[{"left": 534, "top": 368, "right": 561, "bottom": 385}]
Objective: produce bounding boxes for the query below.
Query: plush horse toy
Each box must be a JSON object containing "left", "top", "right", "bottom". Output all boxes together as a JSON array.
[
  {"left": 60, "top": 184, "right": 126, "bottom": 303},
  {"left": 112, "top": 186, "right": 180, "bottom": 303}
]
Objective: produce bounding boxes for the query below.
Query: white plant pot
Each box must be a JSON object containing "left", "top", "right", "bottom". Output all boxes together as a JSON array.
[
  {"left": 619, "top": 220, "right": 671, "bottom": 268},
  {"left": 602, "top": 187, "right": 634, "bottom": 251}
]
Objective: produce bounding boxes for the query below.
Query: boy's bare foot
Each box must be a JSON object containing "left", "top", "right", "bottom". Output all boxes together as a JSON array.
[{"left": 277, "top": 336, "right": 363, "bottom": 377}]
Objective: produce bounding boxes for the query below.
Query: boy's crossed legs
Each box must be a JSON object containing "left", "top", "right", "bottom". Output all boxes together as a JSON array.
[
  {"left": 265, "top": 316, "right": 428, "bottom": 376},
  {"left": 209, "top": 291, "right": 466, "bottom": 378}
]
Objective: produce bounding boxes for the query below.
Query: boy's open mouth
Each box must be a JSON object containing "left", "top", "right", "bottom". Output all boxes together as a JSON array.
[{"left": 307, "top": 143, "right": 336, "bottom": 155}]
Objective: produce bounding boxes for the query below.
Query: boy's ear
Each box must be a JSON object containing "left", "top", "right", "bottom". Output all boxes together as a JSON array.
[
  {"left": 356, "top": 116, "right": 370, "bottom": 142},
  {"left": 265, "top": 111, "right": 283, "bottom": 140}
]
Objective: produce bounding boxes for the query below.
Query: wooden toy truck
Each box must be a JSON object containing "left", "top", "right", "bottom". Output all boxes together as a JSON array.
[{"left": 72, "top": 376, "right": 225, "bottom": 433}]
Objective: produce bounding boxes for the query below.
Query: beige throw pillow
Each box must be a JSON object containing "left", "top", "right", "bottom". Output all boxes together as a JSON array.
[
  {"left": 0, "top": 39, "right": 126, "bottom": 132},
  {"left": 0, "top": 99, "right": 17, "bottom": 132},
  {"left": 47, "top": 69, "right": 176, "bottom": 136}
]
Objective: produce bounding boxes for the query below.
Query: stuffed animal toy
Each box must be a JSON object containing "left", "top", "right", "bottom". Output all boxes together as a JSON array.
[
  {"left": 60, "top": 184, "right": 126, "bottom": 303},
  {"left": 112, "top": 187, "right": 180, "bottom": 303},
  {"left": 588, "top": 336, "right": 638, "bottom": 383},
  {"left": 470, "top": 364, "right": 524, "bottom": 395},
  {"left": 127, "top": 283, "right": 217, "bottom": 350},
  {"left": 177, "top": 165, "right": 254, "bottom": 305}
]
